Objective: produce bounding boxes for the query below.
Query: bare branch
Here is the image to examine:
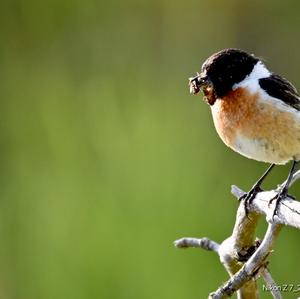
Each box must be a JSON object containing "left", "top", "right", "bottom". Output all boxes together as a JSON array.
[
  {"left": 261, "top": 268, "right": 283, "bottom": 299},
  {"left": 217, "top": 202, "right": 261, "bottom": 299},
  {"left": 210, "top": 223, "right": 282, "bottom": 299},
  {"left": 174, "top": 169, "right": 300, "bottom": 298},
  {"left": 231, "top": 186, "right": 300, "bottom": 229},
  {"left": 174, "top": 237, "right": 219, "bottom": 252}
]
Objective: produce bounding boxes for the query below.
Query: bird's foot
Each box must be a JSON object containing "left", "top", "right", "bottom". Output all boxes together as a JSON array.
[
  {"left": 239, "top": 185, "right": 263, "bottom": 216},
  {"left": 268, "top": 187, "right": 294, "bottom": 219}
]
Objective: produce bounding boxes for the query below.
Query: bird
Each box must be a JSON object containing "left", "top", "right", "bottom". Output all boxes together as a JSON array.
[{"left": 188, "top": 48, "right": 300, "bottom": 216}]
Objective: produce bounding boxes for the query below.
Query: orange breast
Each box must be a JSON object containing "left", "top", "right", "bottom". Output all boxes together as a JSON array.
[
  {"left": 211, "top": 88, "right": 258, "bottom": 147},
  {"left": 210, "top": 87, "right": 300, "bottom": 163}
]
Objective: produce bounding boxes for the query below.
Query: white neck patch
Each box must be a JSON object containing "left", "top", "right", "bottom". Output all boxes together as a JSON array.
[{"left": 233, "top": 61, "right": 271, "bottom": 93}]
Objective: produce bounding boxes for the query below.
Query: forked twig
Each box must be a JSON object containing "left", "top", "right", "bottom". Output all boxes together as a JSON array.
[{"left": 174, "top": 170, "right": 300, "bottom": 298}]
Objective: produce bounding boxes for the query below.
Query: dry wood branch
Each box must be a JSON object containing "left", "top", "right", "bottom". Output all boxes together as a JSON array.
[
  {"left": 174, "top": 237, "right": 219, "bottom": 252},
  {"left": 261, "top": 268, "right": 282, "bottom": 299},
  {"left": 231, "top": 186, "right": 300, "bottom": 229},
  {"left": 174, "top": 170, "right": 300, "bottom": 298},
  {"left": 209, "top": 223, "right": 282, "bottom": 299}
]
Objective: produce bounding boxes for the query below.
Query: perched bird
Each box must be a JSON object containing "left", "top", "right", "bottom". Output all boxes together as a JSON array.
[{"left": 189, "top": 48, "right": 300, "bottom": 215}]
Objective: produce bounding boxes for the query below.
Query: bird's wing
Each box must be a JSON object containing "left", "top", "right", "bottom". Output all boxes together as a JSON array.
[{"left": 259, "top": 74, "right": 300, "bottom": 111}]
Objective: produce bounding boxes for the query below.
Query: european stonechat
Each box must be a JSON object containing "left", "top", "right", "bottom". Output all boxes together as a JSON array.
[{"left": 189, "top": 48, "right": 300, "bottom": 215}]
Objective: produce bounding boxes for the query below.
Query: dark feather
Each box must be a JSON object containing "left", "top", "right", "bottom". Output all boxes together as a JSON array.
[{"left": 259, "top": 74, "right": 300, "bottom": 111}]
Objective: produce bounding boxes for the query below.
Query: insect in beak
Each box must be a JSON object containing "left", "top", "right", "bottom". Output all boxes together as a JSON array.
[{"left": 188, "top": 72, "right": 211, "bottom": 95}]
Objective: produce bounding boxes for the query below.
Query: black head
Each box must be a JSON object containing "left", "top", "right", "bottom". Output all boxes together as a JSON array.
[{"left": 189, "top": 48, "right": 259, "bottom": 99}]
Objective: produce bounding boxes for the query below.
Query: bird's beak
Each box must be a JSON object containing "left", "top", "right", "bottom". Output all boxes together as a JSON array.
[{"left": 188, "top": 73, "right": 211, "bottom": 95}]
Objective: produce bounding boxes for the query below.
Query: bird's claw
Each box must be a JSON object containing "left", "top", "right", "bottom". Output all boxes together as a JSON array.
[
  {"left": 269, "top": 188, "right": 294, "bottom": 219},
  {"left": 239, "top": 185, "right": 262, "bottom": 216}
]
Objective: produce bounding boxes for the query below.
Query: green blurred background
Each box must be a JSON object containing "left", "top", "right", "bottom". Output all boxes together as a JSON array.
[{"left": 0, "top": 0, "right": 300, "bottom": 298}]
